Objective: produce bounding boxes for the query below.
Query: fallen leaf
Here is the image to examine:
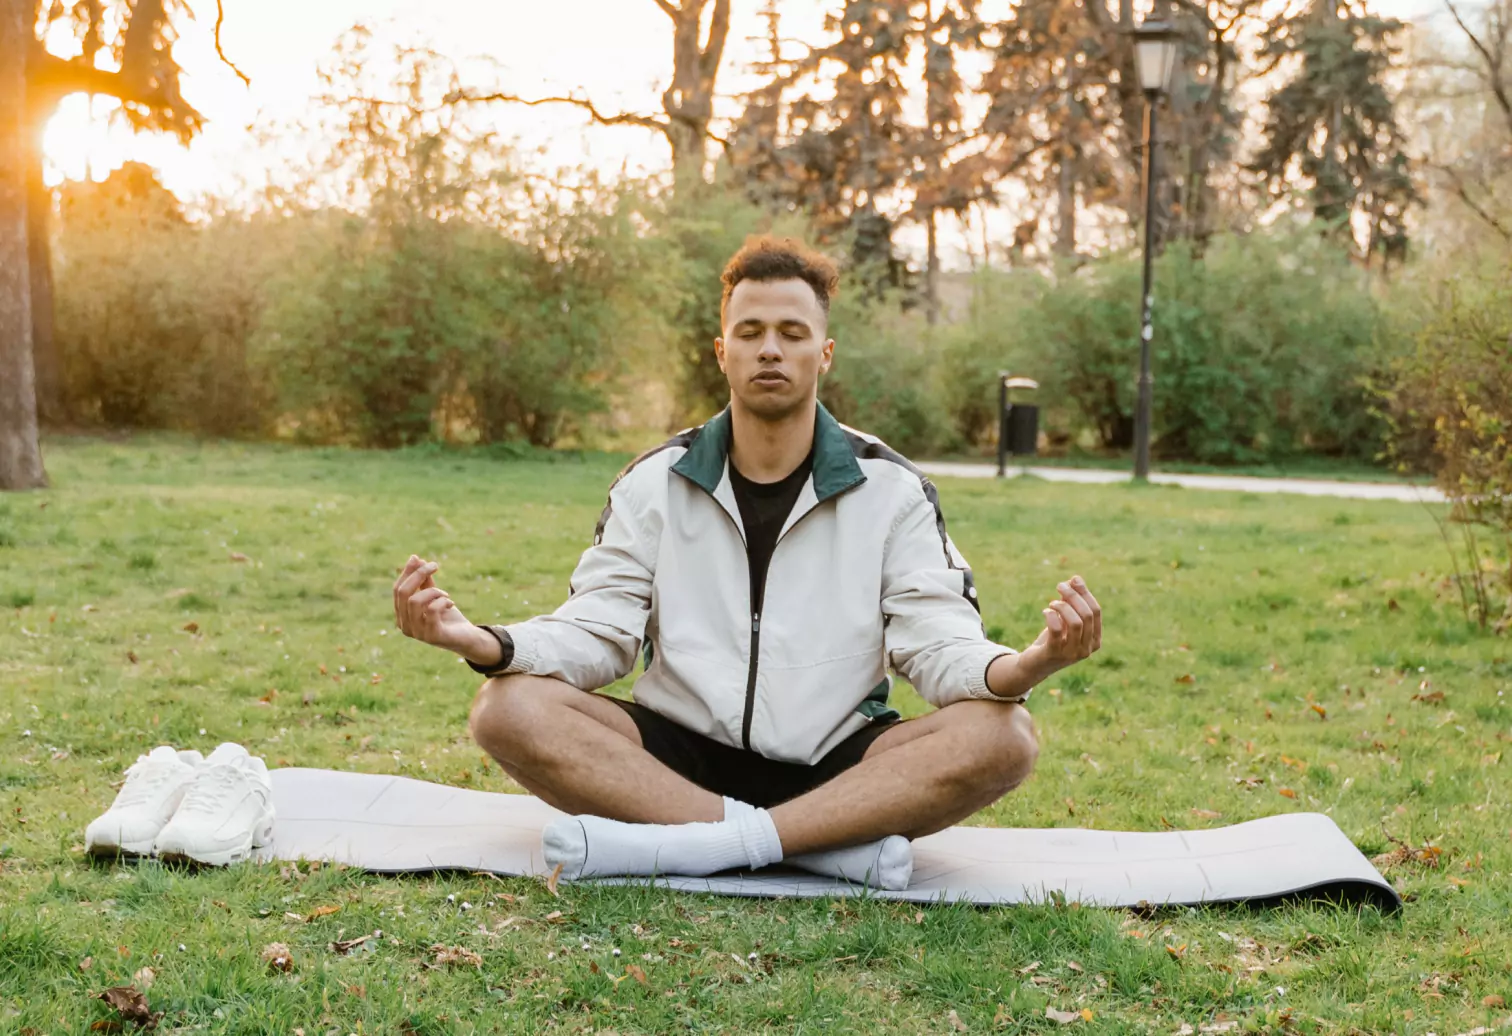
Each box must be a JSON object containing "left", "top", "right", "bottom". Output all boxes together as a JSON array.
[
  {"left": 625, "top": 963, "right": 649, "bottom": 986},
  {"left": 181, "top": 621, "right": 198, "bottom": 633},
  {"left": 96, "top": 985, "right": 160, "bottom": 1029},
  {"left": 1482, "top": 995, "right": 1505, "bottom": 1008},
  {"left": 331, "top": 933, "right": 376, "bottom": 955},
  {"left": 1166, "top": 943, "right": 1188, "bottom": 960},
  {"left": 1278, "top": 788, "right": 1297, "bottom": 799},
  {"left": 1080, "top": 1010, "right": 1094, "bottom": 1022},
  {"left": 1176, "top": 674, "right": 1195, "bottom": 684},
  {"left": 262, "top": 942, "right": 295, "bottom": 973},
  {"left": 543, "top": 910, "right": 564, "bottom": 922},
  {"left": 305, "top": 905, "right": 340, "bottom": 922},
  {"left": 229, "top": 552, "right": 250, "bottom": 562},
  {"left": 546, "top": 862, "right": 563, "bottom": 898},
  {"left": 1413, "top": 690, "right": 1446, "bottom": 704},
  {"left": 993, "top": 1005, "right": 1013, "bottom": 1027},
  {"left": 80, "top": 956, "right": 93, "bottom": 970},
  {"left": 132, "top": 967, "right": 155, "bottom": 990},
  {"left": 1387, "top": 598, "right": 1399, "bottom": 611},
  {"left": 948, "top": 1008, "right": 968, "bottom": 1031},
  {"left": 1199, "top": 1023, "right": 1240, "bottom": 1034},
  {"left": 1311, "top": 704, "right": 1328, "bottom": 719},
  {"left": 1017, "top": 961, "right": 1042, "bottom": 975},
  {"left": 1191, "top": 809, "right": 1222, "bottom": 820},
  {"left": 126, "top": 651, "right": 138, "bottom": 664},
  {"left": 431, "top": 944, "right": 482, "bottom": 968},
  {"left": 1045, "top": 1006, "right": 1083, "bottom": 1024},
  {"left": 1066, "top": 960, "right": 1084, "bottom": 973}
]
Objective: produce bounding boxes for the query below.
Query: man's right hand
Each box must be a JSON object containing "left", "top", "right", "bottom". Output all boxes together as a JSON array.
[{"left": 393, "top": 555, "right": 501, "bottom": 665}]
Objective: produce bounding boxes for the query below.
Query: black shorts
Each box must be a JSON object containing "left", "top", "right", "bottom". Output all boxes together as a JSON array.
[{"left": 609, "top": 697, "right": 898, "bottom": 809}]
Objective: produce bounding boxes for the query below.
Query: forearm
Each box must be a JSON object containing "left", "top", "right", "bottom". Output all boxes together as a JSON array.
[{"left": 985, "top": 651, "right": 1045, "bottom": 700}]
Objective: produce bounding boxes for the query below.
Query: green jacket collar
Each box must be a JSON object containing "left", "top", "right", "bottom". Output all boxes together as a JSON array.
[{"left": 672, "top": 402, "right": 866, "bottom": 502}]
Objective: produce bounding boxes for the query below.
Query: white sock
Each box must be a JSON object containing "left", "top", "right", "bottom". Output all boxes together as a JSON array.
[
  {"left": 542, "top": 806, "right": 783, "bottom": 880},
  {"left": 722, "top": 797, "right": 913, "bottom": 891}
]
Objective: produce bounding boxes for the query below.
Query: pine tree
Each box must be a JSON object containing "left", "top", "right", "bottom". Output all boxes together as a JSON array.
[{"left": 1252, "top": 0, "right": 1419, "bottom": 264}]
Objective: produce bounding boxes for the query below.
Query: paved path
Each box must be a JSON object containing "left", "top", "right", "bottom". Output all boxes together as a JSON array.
[{"left": 917, "top": 461, "right": 1444, "bottom": 503}]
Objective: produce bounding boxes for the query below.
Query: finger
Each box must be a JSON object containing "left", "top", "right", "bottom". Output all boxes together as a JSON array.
[
  {"left": 425, "top": 594, "right": 454, "bottom": 616},
  {"left": 1043, "top": 607, "right": 1063, "bottom": 639},
  {"left": 406, "top": 586, "right": 448, "bottom": 622},
  {"left": 393, "top": 555, "right": 421, "bottom": 618},
  {"left": 1057, "top": 584, "right": 1095, "bottom": 654},
  {"left": 397, "top": 560, "right": 439, "bottom": 599},
  {"left": 1049, "top": 600, "right": 1082, "bottom": 648},
  {"left": 1070, "top": 575, "right": 1102, "bottom": 651},
  {"left": 1058, "top": 581, "right": 1095, "bottom": 622}
]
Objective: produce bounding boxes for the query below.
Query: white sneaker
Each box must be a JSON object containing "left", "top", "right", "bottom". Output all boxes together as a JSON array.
[
  {"left": 85, "top": 746, "right": 205, "bottom": 856},
  {"left": 153, "top": 742, "right": 276, "bottom": 866}
]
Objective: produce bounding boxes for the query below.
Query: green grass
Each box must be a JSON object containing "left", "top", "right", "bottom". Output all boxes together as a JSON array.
[{"left": 2, "top": 432, "right": 1509, "bottom": 1034}]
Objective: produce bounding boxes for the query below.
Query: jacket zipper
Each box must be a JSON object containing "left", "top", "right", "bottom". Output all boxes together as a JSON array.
[{"left": 739, "top": 505, "right": 824, "bottom": 751}]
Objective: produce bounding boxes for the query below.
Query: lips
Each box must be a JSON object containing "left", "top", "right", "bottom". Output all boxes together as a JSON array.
[{"left": 752, "top": 371, "right": 789, "bottom": 385}]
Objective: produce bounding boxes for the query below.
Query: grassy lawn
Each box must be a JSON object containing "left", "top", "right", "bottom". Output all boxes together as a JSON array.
[{"left": 2, "top": 433, "right": 1509, "bottom": 1035}]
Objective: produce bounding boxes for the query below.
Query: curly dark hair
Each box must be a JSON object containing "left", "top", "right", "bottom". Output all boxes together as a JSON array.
[{"left": 719, "top": 235, "right": 840, "bottom": 326}]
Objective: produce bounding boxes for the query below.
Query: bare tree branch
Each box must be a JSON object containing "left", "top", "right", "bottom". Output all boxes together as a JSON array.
[
  {"left": 700, "top": 0, "right": 732, "bottom": 85},
  {"left": 1445, "top": 0, "right": 1512, "bottom": 129},
  {"left": 214, "top": 0, "right": 250, "bottom": 87},
  {"left": 651, "top": 0, "right": 679, "bottom": 21},
  {"left": 444, "top": 89, "right": 668, "bottom": 136},
  {"left": 1433, "top": 160, "right": 1512, "bottom": 239}
]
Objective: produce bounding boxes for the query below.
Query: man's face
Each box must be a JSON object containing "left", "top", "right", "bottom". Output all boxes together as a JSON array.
[{"left": 715, "top": 278, "right": 834, "bottom": 421}]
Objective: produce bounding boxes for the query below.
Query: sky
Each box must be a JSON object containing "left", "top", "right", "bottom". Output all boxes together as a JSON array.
[{"left": 41, "top": 0, "right": 1450, "bottom": 266}]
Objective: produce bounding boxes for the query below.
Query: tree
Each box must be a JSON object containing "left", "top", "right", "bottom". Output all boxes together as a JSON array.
[
  {"left": 2, "top": 0, "right": 47, "bottom": 490},
  {"left": 448, "top": 0, "right": 731, "bottom": 195},
  {"left": 1252, "top": 0, "right": 1419, "bottom": 265},
  {"left": 22, "top": 0, "right": 239, "bottom": 423}
]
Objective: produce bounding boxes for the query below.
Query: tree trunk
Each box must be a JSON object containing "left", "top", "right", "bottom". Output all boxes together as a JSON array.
[
  {"left": 925, "top": 207, "right": 939, "bottom": 325},
  {"left": 658, "top": 0, "right": 731, "bottom": 195},
  {"left": 1053, "top": 154, "right": 1077, "bottom": 257},
  {"left": 26, "top": 136, "right": 60, "bottom": 425},
  {"left": 1, "top": 0, "right": 48, "bottom": 490}
]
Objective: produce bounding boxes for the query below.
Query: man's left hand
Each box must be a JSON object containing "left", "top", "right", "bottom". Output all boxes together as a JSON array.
[{"left": 1017, "top": 575, "right": 1102, "bottom": 683}]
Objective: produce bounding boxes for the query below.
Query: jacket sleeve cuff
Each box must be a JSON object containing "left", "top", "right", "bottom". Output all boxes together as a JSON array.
[
  {"left": 466, "top": 625, "right": 530, "bottom": 678},
  {"left": 963, "top": 646, "right": 1031, "bottom": 703}
]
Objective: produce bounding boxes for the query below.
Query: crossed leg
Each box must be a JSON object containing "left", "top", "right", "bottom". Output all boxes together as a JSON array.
[{"left": 467, "top": 674, "right": 1038, "bottom": 856}]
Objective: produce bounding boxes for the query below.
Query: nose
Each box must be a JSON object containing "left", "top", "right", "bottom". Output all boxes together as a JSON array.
[{"left": 756, "top": 331, "right": 784, "bottom": 363}]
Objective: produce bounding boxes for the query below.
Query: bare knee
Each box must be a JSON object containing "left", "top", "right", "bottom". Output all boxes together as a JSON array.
[
  {"left": 945, "top": 700, "right": 1039, "bottom": 796},
  {"left": 468, "top": 675, "right": 556, "bottom": 762}
]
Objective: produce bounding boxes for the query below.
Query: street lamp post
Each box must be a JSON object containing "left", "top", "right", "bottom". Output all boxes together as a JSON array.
[{"left": 1130, "top": 20, "right": 1181, "bottom": 482}]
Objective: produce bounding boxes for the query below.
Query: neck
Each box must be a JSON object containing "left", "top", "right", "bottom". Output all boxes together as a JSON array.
[{"left": 727, "top": 397, "right": 818, "bottom": 483}]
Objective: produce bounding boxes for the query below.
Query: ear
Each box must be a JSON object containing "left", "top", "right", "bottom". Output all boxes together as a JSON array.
[
  {"left": 714, "top": 336, "right": 727, "bottom": 373},
  {"left": 819, "top": 338, "right": 835, "bottom": 375}
]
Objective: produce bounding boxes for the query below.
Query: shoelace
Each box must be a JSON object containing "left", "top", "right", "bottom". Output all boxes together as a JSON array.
[
  {"left": 112, "top": 759, "right": 184, "bottom": 810},
  {"left": 175, "top": 764, "right": 258, "bottom": 819}
]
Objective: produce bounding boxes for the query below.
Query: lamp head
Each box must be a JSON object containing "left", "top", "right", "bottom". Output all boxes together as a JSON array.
[{"left": 1132, "top": 19, "right": 1181, "bottom": 96}]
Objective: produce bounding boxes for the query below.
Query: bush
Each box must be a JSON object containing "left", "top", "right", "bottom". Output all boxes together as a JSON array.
[
  {"left": 820, "top": 288, "right": 958, "bottom": 457},
  {"left": 939, "top": 229, "right": 1387, "bottom": 463},
  {"left": 52, "top": 165, "right": 276, "bottom": 436},
  {"left": 1378, "top": 257, "right": 1512, "bottom": 628}
]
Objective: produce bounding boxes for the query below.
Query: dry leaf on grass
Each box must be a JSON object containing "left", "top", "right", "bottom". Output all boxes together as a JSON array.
[
  {"left": 262, "top": 943, "right": 295, "bottom": 973},
  {"left": 331, "top": 932, "right": 378, "bottom": 955},
  {"left": 1045, "top": 1006, "right": 1084, "bottom": 1024},
  {"left": 546, "top": 862, "right": 563, "bottom": 897},
  {"left": 1191, "top": 808, "right": 1223, "bottom": 819},
  {"left": 305, "top": 904, "right": 340, "bottom": 921},
  {"left": 132, "top": 967, "right": 154, "bottom": 990},
  {"left": 95, "top": 985, "right": 162, "bottom": 1030},
  {"left": 1278, "top": 788, "right": 1297, "bottom": 799},
  {"left": 229, "top": 551, "right": 250, "bottom": 562},
  {"left": 625, "top": 963, "right": 649, "bottom": 986},
  {"left": 431, "top": 944, "right": 482, "bottom": 968},
  {"left": 948, "top": 1008, "right": 969, "bottom": 1031}
]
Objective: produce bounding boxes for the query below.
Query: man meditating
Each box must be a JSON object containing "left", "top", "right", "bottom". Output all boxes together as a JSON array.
[{"left": 393, "top": 236, "right": 1102, "bottom": 890}]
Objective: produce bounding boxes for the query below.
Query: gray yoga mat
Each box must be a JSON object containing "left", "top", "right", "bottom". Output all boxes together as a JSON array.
[{"left": 256, "top": 768, "right": 1401, "bottom": 911}]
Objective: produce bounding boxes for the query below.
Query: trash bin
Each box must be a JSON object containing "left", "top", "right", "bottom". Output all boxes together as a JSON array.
[{"left": 996, "top": 374, "right": 1040, "bottom": 476}]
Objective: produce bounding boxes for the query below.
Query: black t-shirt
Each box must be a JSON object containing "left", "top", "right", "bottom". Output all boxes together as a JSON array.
[{"left": 728, "top": 449, "right": 814, "bottom": 613}]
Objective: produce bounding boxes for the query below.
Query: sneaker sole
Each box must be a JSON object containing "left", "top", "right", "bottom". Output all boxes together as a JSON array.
[
  {"left": 85, "top": 835, "right": 159, "bottom": 858},
  {"left": 157, "top": 812, "right": 274, "bottom": 868}
]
